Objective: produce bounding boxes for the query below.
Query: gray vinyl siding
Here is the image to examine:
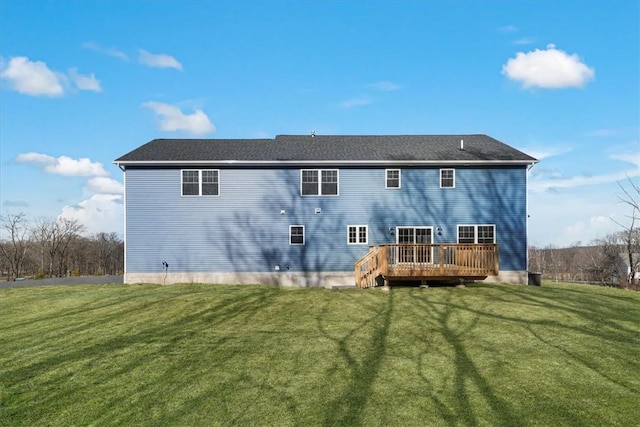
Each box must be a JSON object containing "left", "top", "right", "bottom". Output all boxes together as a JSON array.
[{"left": 125, "top": 165, "right": 528, "bottom": 274}]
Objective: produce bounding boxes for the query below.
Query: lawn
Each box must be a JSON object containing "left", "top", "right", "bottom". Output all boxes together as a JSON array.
[{"left": 1, "top": 282, "right": 638, "bottom": 426}]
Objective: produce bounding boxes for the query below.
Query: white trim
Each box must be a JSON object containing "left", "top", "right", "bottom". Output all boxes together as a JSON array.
[
  {"left": 347, "top": 225, "right": 368, "bottom": 245},
  {"left": 457, "top": 224, "right": 496, "bottom": 244},
  {"left": 180, "top": 169, "right": 220, "bottom": 197},
  {"left": 116, "top": 159, "right": 539, "bottom": 167},
  {"left": 385, "top": 169, "right": 401, "bottom": 189},
  {"left": 300, "top": 169, "right": 339, "bottom": 196},
  {"left": 289, "top": 225, "right": 305, "bottom": 245},
  {"left": 526, "top": 166, "right": 531, "bottom": 271},
  {"left": 395, "top": 226, "right": 434, "bottom": 244},
  {"left": 440, "top": 168, "right": 455, "bottom": 188},
  {"left": 122, "top": 169, "right": 127, "bottom": 276}
]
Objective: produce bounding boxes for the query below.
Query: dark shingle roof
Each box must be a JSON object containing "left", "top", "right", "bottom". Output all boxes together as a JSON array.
[{"left": 114, "top": 134, "right": 537, "bottom": 165}]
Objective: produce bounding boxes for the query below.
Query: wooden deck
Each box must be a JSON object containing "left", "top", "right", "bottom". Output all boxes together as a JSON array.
[{"left": 354, "top": 244, "right": 499, "bottom": 288}]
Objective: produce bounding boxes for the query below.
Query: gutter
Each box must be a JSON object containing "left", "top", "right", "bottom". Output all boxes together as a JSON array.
[{"left": 113, "top": 159, "right": 539, "bottom": 168}]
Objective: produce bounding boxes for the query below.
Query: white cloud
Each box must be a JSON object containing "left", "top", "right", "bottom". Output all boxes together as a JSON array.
[
  {"left": 502, "top": 44, "right": 595, "bottom": 89},
  {"left": 16, "top": 152, "right": 109, "bottom": 177},
  {"left": 59, "top": 194, "right": 123, "bottom": 235},
  {"left": 563, "top": 215, "right": 618, "bottom": 244},
  {"left": 610, "top": 152, "right": 640, "bottom": 167},
  {"left": 82, "top": 41, "right": 129, "bottom": 61},
  {"left": 142, "top": 101, "right": 215, "bottom": 135},
  {"left": 0, "top": 56, "right": 103, "bottom": 96},
  {"left": 368, "top": 81, "right": 401, "bottom": 91},
  {"left": 498, "top": 25, "right": 518, "bottom": 33},
  {"left": 68, "top": 67, "right": 102, "bottom": 92},
  {"left": 528, "top": 188, "right": 625, "bottom": 246},
  {"left": 524, "top": 146, "right": 572, "bottom": 161},
  {"left": 529, "top": 168, "right": 640, "bottom": 193},
  {"left": 86, "top": 177, "right": 124, "bottom": 194},
  {"left": 0, "top": 56, "right": 64, "bottom": 96},
  {"left": 12, "top": 147, "right": 123, "bottom": 235},
  {"left": 138, "top": 49, "right": 183, "bottom": 70},
  {"left": 513, "top": 37, "right": 535, "bottom": 45},
  {"left": 340, "top": 97, "right": 373, "bottom": 108}
]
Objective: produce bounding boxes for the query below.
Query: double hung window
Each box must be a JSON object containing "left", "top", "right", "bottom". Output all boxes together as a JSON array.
[
  {"left": 386, "top": 169, "right": 401, "bottom": 189},
  {"left": 182, "top": 170, "right": 219, "bottom": 196},
  {"left": 290, "top": 225, "right": 305, "bottom": 245},
  {"left": 347, "top": 225, "right": 368, "bottom": 244},
  {"left": 457, "top": 225, "right": 495, "bottom": 244},
  {"left": 440, "top": 169, "right": 455, "bottom": 188},
  {"left": 301, "top": 170, "right": 338, "bottom": 196}
]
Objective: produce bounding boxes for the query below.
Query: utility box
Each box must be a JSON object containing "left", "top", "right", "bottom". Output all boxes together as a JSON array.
[{"left": 528, "top": 272, "right": 542, "bottom": 286}]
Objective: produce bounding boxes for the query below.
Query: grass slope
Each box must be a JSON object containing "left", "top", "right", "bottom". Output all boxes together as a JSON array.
[{"left": 1, "top": 282, "right": 638, "bottom": 426}]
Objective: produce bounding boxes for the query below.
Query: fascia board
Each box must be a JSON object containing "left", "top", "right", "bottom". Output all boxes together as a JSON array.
[{"left": 114, "top": 159, "right": 539, "bottom": 167}]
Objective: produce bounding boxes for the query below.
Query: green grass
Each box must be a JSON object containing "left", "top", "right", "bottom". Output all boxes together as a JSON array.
[{"left": 1, "top": 282, "right": 639, "bottom": 426}]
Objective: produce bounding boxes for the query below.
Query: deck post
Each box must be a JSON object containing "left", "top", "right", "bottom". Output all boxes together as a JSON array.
[
  {"left": 355, "top": 243, "right": 499, "bottom": 285},
  {"left": 380, "top": 245, "right": 389, "bottom": 277}
]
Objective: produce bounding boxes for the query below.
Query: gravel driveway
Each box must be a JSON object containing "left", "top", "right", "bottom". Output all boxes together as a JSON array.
[{"left": 0, "top": 275, "right": 124, "bottom": 289}]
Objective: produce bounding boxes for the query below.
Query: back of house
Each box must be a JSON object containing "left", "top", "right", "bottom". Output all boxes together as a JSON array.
[{"left": 114, "top": 134, "right": 537, "bottom": 287}]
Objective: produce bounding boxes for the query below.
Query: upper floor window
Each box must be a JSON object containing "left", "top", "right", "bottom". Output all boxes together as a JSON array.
[
  {"left": 182, "top": 170, "right": 219, "bottom": 196},
  {"left": 301, "top": 169, "right": 338, "bottom": 196},
  {"left": 347, "top": 225, "right": 368, "bottom": 244},
  {"left": 458, "top": 225, "right": 495, "bottom": 244},
  {"left": 386, "top": 169, "right": 401, "bottom": 189},
  {"left": 290, "top": 225, "right": 305, "bottom": 245},
  {"left": 440, "top": 168, "right": 455, "bottom": 188}
]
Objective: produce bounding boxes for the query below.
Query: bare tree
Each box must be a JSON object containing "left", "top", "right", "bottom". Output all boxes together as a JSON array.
[
  {"left": 613, "top": 176, "right": 640, "bottom": 286},
  {"left": 588, "top": 233, "right": 625, "bottom": 285},
  {"left": 93, "top": 232, "right": 123, "bottom": 275},
  {"left": 0, "top": 213, "right": 33, "bottom": 281},
  {"left": 34, "top": 218, "right": 86, "bottom": 276},
  {"left": 528, "top": 245, "right": 545, "bottom": 273}
]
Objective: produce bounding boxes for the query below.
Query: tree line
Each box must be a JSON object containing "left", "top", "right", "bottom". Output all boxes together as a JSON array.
[
  {"left": 528, "top": 231, "right": 639, "bottom": 289},
  {"left": 0, "top": 213, "right": 123, "bottom": 281},
  {"left": 529, "top": 177, "right": 640, "bottom": 290}
]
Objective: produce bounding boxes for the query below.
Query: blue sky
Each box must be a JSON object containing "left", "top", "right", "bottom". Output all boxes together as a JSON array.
[{"left": 1, "top": 1, "right": 638, "bottom": 247}]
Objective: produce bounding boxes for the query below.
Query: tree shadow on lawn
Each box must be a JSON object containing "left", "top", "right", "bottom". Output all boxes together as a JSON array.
[
  {"left": 408, "top": 283, "right": 640, "bottom": 416},
  {"left": 486, "top": 284, "right": 640, "bottom": 394},
  {"left": 2, "top": 286, "right": 303, "bottom": 425},
  {"left": 409, "top": 288, "right": 523, "bottom": 427},
  {"left": 317, "top": 290, "right": 393, "bottom": 426},
  {"left": 483, "top": 284, "right": 640, "bottom": 346}
]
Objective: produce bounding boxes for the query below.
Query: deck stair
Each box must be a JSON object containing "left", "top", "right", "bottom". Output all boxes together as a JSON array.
[{"left": 354, "top": 244, "right": 499, "bottom": 288}]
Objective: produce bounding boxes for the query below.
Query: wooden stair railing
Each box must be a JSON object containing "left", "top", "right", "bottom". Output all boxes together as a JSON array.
[
  {"left": 355, "top": 244, "right": 499, "bottom": 288},
  {"left": 354, "top": 245, "right": 388, "bottom": 288}
]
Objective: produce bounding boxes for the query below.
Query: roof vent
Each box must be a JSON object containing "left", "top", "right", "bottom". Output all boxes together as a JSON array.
[
  {"left": 311, "top": 130, "right": 316, "bottom": 137},
  {"left": 460, "top": 139, "right": 464, "bottom": 150}
]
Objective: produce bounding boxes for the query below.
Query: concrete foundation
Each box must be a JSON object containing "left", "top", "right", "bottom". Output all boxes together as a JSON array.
[{"left": 125, "top": 269, "right": 529, "bottom": 287}]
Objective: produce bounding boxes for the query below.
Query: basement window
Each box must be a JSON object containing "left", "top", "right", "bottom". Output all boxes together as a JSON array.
[{"left": 290, "top": 225, "right": 305, "bottom": 245}]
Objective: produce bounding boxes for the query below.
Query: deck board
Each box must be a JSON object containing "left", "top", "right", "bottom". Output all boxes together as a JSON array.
[{"left": 355, "top": 243, "right": 499, "bottom": 288}]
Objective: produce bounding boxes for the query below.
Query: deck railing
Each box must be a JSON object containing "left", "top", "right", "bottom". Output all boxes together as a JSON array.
[{"left": 354, "top": 244, "right": 499, "bottom": 288}]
